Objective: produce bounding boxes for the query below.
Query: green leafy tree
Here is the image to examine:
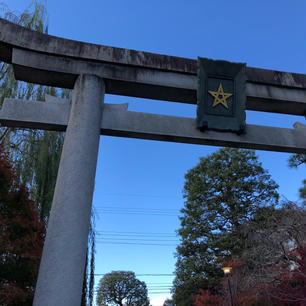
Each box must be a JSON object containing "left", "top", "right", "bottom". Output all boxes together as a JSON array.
[
  {"left": 173, "top": 148, "right": 279, "bottom": 306},
  {"left": 96, "top": 271, "right": 150, "bottom": 306},
  {"left": 0, "top": 1, "right": 69, "bottom": 221}
]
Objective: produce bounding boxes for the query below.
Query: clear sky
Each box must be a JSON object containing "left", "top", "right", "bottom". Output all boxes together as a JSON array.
[{"left": 3, "top": 1, "right": 306, "bottom": 305}]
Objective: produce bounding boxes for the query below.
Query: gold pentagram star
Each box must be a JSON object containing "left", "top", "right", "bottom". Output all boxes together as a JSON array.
[{"left": 208, "top": 83, "right": 233, "bottom": 109}]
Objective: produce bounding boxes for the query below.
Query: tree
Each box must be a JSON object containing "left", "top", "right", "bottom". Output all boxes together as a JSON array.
[
  {"left": 223, "top": 202, "right": 306, "bottom": 306},
  {"left": 194, "top": 289, "right": 223, "bottom": 306},
  {"left": 163, "top": 298, "right": 173, "bottom": 306},
  {"left": 0, "top": 149, "right": 45, "bottom": 306},
  {"left": 193, "top": 201, "right": 306, "bottom": 306},
  {"left": 163, "top": 298, "right": 174, "bottom": 306},
  {"left": 96, "top": 271, "right": 150, "bottom": 306},
  {"left": 239, "top": 201, "right": 306, "bottom": 272},
  {"left": 268, "top": 244, "right": 306, "bottom": 306},
  {"left": 288, "top": 153, "right": 306, "bottom": 202},
  {"left": 173, "top": 148, "right": 279, "bottom": 306},
  {"left": 217, "top": 244, "right": 306, "bottom": 306},
  {"left": 0, "top": 1, "right": 68, "bottom": 222}
]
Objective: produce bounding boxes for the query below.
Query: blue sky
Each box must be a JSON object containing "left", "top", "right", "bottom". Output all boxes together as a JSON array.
[{"left": 4, "top": 1, "right": 306, "bottom": 305}]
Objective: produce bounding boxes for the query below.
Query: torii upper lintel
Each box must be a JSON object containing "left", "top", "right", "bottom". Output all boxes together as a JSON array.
[{"left": 0, "top": 17, "right": 305, "bottom": 116}]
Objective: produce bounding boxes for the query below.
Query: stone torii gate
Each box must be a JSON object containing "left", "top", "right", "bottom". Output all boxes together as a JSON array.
[{"left": 0, "top": 18, "right": 305, "bottom": 306}]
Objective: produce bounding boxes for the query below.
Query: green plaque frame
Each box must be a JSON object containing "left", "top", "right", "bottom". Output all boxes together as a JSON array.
[{"left": 197, "top": 57, "right": 246, "bottom": 133}]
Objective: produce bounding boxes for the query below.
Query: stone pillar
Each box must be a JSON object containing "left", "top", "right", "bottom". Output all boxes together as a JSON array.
[{"left": 33, "top": 74, "right": 104, "bottom": 306}]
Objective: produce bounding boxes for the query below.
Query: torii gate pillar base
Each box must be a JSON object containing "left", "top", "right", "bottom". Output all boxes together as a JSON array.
[{"left": 33, "top": 74, "right": 105, "bottom": 306}]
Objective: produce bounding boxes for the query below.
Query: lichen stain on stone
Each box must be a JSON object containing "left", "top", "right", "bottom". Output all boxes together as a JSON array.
[
  {"left": 273, "top": 71, "right": 305, "bottom": 88},
  {"left": 292, "top": 73, "right": 306, "bottom": 89}
]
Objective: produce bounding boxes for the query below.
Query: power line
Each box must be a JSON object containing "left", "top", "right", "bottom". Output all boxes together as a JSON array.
[
  {"left": 94, "top": 292, "right": 172, "bottom": 294},
  {"left": 95, "top": 211, "right": 178, "bottom": 216},
  {"left": 148, "top": 290, "right": 172, "bottom": 292},
  {"left": 94, "top": 283, "right": 173, "bottom": 286},
  {"left": 95, "top": 206, "right": 179, "bottom": 212},
  {"left": 149, "top": 292, "right": 173, "bottom": 295},
  {"left": 96, "top": 284, "right": 172, "bottom": 286},
  {"left": 148, "top": 286, "right": 173, "bottom": 288},
  {"left": 95, "top": 287, "right": 172, "bottom": 290},
  {"left": 94, "top": 285, "right": 173, "bottom": 288},
  {"left": 146, "top": 282, "right": 172, "bottom": 286},
  {"left": 93, "top": 206, "right": 181, "bottom": 216},
  {"left": 97, "top": 234, "right": 177, "bottom": 238},
  {"left": 96, "top": 241, "right": 177, "bottom": 246},
  {"left": 99, "top": 192, "right": 180, "bottom": 198},
  {"left": 96, "top": 230, "right": 176, "bottom": 236},
  {"left": 94, "top": 273, "right": 174, "bottom": 276},
  {"left": 96, "top": 238, "right": 178, "bottom": 242}
]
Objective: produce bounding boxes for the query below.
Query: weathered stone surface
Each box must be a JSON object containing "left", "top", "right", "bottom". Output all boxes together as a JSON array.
[
  {"left": 11, "top": 48, "right": 306, "bottom": 115},
  {"left": 0, "top": 18, "right": 305, "bottom": 90},
  {"left": 0, "top": 95, "right": 70, "bottom": 130},
  {"left": 33, "top": 75, "right": 105, "bottom": 306},
  {"left": 0, "top": 19, "right": 304, "bottom": 115},
  {"left": 1, "top": 97, "right": 305, "bottom": 153}
]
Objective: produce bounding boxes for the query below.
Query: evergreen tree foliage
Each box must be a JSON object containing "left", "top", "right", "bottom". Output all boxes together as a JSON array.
[
  {"left": 288, "top": 153, "right": 306, "bottom": 168},
  {"left": 288, "top": 153, "right": 306, "bottom": 202},
  {"left": 96, "top": 271, "right": 150, "bottom": 306},
  {"left": 0, "top": 149, "right": 45, "bottom": 306},
  {"left": 173, "top": 148, "right": 279, "bottom": 306}
]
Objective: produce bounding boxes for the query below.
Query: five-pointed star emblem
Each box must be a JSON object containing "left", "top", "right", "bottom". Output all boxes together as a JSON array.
[{"left": 208, "top": 83, "right": 233, "bottom": 109}]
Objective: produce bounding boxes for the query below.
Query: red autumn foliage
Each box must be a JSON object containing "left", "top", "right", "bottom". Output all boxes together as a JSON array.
[
  {"left": 194, "top": 289, "right": 223, "bottom": 306},
  {"left": 230, "top": 245, "right": 306, "bottom": 306},
  {"left": 0, "top": 150, "right": 45, "bottom": 306},
  {"left": 268, "top": 245, "right": 306, "bottom": 306},
  {"left": 194, "top": 245, "right": 306, "bottom": 306}
]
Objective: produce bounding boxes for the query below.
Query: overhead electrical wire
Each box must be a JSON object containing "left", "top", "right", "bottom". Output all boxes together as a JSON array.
[
  {"left": 96, "top": 241, "right": 177, "bottom": 246},
  {"left": 99, "top": 192, "right": 180, "bottom": 198},
  {"left": 94, "top": 273, "right": 175, "bottom": 276},
  {"left": 97, "top": 234, "right": 177, "bottom": 238},
  {"left": 95, "top": 230, "right": 180, "bottom": 246},
  {"left": 96, "top": 230, "right": 177, "bottom": 236},
  {"left": 93, "top": 291, "right": 172, "bottom": 294},
  {"left": 94, "top": 283, "right": 173, "bottom": 287},
  {"left": 93, "top": 206, "right": 181, "bottom": 217},
  {"left": 97, "top": 237, "right": 178, "bottom": 242},
  {"left": 95, "top": 206, "right": 179, "bottom": 211}
]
